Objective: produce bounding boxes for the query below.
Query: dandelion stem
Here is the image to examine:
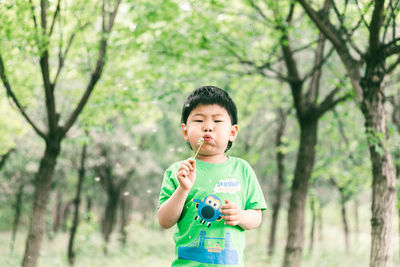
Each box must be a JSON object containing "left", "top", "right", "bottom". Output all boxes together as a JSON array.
[{"left": 193, "top": 138, "right": 204, "bottom": 159}]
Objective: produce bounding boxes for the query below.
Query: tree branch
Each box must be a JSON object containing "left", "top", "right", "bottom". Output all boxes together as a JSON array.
[
  {"left": 54, "top": 17, "right": 95, "bottom": 86},
  {"left": 385, "top": 43, "right": 400, "bottom": 57},
  {"left": 385, "top": 55, "right": 400, "bottom": 74},
  {"left": 53, "top": 21, "right": 90, "bottom": 88},
  {"left": 62, "top": 0, "right": 121, "bottom": 135},
  {"left": 247, "top": 0, "right": 271, "bottom": 23},
  {"left": 29, "top": 0, "right": 40, "bottom": 47},
  {"left": 0, "top": 53, "right": 47, "bottom": 140},
  {"left": 354, "top": 0, "right": 372, "bottom": 30},
  {"left": 106, "top": 0, "right": 121, "bottom": 32},
  {"left": 383, "top": 0, "right": 400, "bottom": 43},
  {"left": 296, "top": 0, "right": 363, "bottom": 102},
  {"left": 277, "top": 7, "right": 304, "bottom": 118},
  {"left": 40, "top": 0, "right": 47, "bottom": 32},
  {"left": 305, "top": 0, "right": 332, "bottom": 105},
  {"left": 296, "top": 0, "right": 344, "bottom": 50},
  {"left": 0, "top": 148, "right": 14, "bottom": 171},
  {"left": 332, "top": 108, "right": 360, "bottom": 166},
  {"left": 48, "top": 0, "right": 61, "bottom": 37},
  {"left": 368, "top": 0, "right": 385, "bottom": 55},
  {"left": 317, "top": 86, "right": 351, "bottom": 117},
  {"left": 39, "top": 0, "right": 58, "bottom": 132},
  {"left": 306, "top": 32, "right": 326, "bottom": 105},
  {"left": 29, "top": 0, "right": 39, "bottom": 30},
  {"left": 53, "top": 32, "right": 75, "bottom": 86}
]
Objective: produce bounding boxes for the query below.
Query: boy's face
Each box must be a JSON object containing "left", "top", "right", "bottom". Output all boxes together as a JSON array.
[{"left": 182, "top": 104, "right": 238, "bottom": 160}]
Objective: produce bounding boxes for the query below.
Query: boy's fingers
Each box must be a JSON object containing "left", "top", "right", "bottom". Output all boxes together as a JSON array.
[
  {"left": 222, "top": 200, "right": 239, "bottom": 210},
  {"left": 221, "top": 204, "right": 231, "bottom": 210},
  {"left": 182, "top": 161, "right": 194, "bottom": 172},
  {"left": 221, "top": 209, "right": 236, "bottom": 215},
  {"left": 223, "top": 215, "right": 238, "bottom": 221},
  {"left": 188, "top": 159, "right": 196, "bottom": 170},
  {"left": 179, "top": 164, "right": 190, "bottom": 174},
  {"left": 177, "top": 169, "right": 188, "bottom": 179}
]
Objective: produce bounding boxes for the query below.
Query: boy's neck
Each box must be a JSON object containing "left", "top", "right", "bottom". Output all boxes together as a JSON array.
[{"left": 195, "top": 154, "right": 228, "bottom": 164}]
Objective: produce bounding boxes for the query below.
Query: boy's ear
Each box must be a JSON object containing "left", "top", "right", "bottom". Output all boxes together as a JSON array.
[
  {"left": 229, "top": 124, "right": 239, "bottom": 142},
  {"left": 181, "top": 123, "right": 188, "bottom": 141}
]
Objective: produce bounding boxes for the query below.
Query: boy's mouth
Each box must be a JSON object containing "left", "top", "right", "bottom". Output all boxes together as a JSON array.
[{"left": 203, "top": 135, "right": 213, "bottom": 142}]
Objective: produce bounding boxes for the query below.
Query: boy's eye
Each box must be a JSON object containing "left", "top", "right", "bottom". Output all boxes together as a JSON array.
[
  {"left": 194, "top": 120, "right": 203, "bottom": 122},
  {"left": 214, "top": 120, "right": 223, "bottom": 123}
]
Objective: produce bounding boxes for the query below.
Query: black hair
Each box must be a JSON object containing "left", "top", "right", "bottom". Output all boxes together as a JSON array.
[{"left": 181, "top": 85, "right": 238, "bottom": 151}]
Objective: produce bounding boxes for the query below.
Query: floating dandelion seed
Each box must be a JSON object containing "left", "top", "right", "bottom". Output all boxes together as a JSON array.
[
  {"left": 193, "top": 138, "right": 204, "bottom": 159},
  {"left": 94, "top": 177, "right": 100, "bottom": 182},
  {"left": 123, "top": 192, "right": 130, "bottom": 196}
]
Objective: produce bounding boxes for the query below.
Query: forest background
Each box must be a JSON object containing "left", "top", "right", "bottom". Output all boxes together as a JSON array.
[{"left": 0, "top": 0, "right": 400, "bottom": 267}]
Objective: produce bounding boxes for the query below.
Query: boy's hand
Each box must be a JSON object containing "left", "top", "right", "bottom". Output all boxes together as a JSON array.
[
  {"left": 177, "top": 159, "right": 196, "bottom": 191},
  {"left": 221, "top": 200, "right": 244, "bottom": 226}
]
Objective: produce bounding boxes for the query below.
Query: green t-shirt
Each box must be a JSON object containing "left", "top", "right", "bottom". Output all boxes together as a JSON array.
[{"left": 159, "top": 157, "right": 267, "bottom": 267}]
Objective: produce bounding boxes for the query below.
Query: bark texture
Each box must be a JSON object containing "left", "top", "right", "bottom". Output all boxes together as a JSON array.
[
  {"left": 22, "top": 138, "right": 61, "bottom": 267},
  {"left": 295, "top": 1, "right": 398, "bottom": 265},
  {"left": 283, "top": 122, "right": 318, "bottom": 267},
  {"left": 68, "top": 142, "right": 87, "bottom": 265},
  {"left": 10, "top": 183, "right": 24, "bottom": 253},
  {"left": 268, "top": 108, "right": 287, "bottom": 256}
]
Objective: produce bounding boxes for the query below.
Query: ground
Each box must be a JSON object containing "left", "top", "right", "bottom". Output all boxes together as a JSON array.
[{"left": 1, "top": 203, "right": 399, "bottom": 266}]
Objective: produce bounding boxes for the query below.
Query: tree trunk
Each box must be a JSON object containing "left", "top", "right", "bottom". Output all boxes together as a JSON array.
[
  {"left": 268, "top": 108, "right": 287, "bottom": 256},
  {"left": 354, "top": 198, "right": 359, "bottom": 243},
  {"left": 68, "top": 143, "right": 87, "bottom": 265},
  {"left": 339, "top": 192, "right": 350, "bottom": 254},
  {"left": 360, "top": 83, "right": 396, "bottom": 267},
  {"left": 52, "top": 191, "right": 63, "bottom": 233},
  {"left": 283, "top": 121, "right": 318, "bottom": 267},
  {"left": 22, "top": 140, "right": 61, "bottom": 267},
  {"left": 10, "top": 183, "right": 24, "bottom": 253},
  {"left": 318, "top": 206, "right": 323, "bottom": 242},
  {"left": 309, "top": 197, "right": 316, "bottom": 253},
  {"left": 86, "top": 196, "right": 92, "bottom": 222},
  {"left": 102, "top": 192, "right": 120, "bottom": 254},
  {"left": 119, "top": 196, "right": 129, "bottom": 247},
  {"left": 62, "top": 201, "right": 73, "bottom": 232}
]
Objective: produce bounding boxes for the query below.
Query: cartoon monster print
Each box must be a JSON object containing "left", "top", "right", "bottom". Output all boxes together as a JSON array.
[{"left": 193, "top": 194, "right": 223, "bottom": 227}]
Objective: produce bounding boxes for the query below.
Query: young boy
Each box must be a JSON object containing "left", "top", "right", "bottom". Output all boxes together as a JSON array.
[{"left": 158, "top": 86, "right": 267, "bottom": 266}]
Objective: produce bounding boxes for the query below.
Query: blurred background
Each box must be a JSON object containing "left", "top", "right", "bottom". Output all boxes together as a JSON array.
[{"left": 0, "top": 0, "right": 399, "bottom": 266}]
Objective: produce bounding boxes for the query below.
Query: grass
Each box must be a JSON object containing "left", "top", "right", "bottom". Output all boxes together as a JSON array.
[{"left": 1, "top": 203, "right": 399, "bottom": 266}]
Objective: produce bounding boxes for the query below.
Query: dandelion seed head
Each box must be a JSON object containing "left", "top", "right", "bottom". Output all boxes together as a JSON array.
[{"left": 198, "top": 137, "right": 204, "bottom": 145}]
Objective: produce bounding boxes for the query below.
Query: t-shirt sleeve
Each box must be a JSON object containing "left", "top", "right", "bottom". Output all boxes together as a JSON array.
[
  {"left": 244, "top": 162, "right": 267, "bottom": 211},
  {"left": 158, "top": 163, "right": 179, "bottom": 209}
]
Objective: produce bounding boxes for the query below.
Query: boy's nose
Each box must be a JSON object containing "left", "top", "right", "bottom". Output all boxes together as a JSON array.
[{"left": 203, "top": 125, "right": 213, "bottom": 132}]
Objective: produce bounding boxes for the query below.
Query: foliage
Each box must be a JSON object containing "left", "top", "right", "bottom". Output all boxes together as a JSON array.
[{"left": 1, "top": 0, "right": 400, "bottom": 266}]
